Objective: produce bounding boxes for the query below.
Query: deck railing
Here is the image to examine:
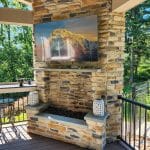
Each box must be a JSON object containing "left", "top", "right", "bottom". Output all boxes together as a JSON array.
[
  {"left": 118, "top": 95, "right": 150, "bottom": 150},
  {"left": 0, "top": 92, "right": 29, "bottom": 124},
  {"left": 0, "top": 82, "right": 36, "bottom": 124}
]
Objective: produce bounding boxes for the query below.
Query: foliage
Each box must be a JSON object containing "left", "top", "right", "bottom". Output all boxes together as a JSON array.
[
  {"left": 138, "top": 58, "right": 150, "bottom": 81},
  {"left": 125, "top": 0, "right": 150, "bottom": 85},
  {"left": 2, "top": 113, "right": 27, "bottom": 123},
  {"left": 0, "top": 0, "right": 33, "bottom": 82}
]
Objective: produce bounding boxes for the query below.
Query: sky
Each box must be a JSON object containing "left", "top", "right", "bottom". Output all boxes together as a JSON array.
[
  {"left": 0, "top": 3, "right": 3, "bottom": 7},
  {"left": 143, "top": 7, "right": 150, "bottom": 20}
]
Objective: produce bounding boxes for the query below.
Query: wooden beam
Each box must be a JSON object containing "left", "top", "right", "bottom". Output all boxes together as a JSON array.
[
  {"left": 17, "top": 0, "right": 32, "bottom": 6},
  {"left": 0, "top": 8, "right": 33, "bottom": 26},
  {"left": 112, "top": 0, "right": 145, "bottom": 12}
]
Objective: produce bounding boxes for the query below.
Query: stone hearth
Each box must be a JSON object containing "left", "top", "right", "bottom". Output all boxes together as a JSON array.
[{"left": 26, "top": 104, "right": 108, "bottom": 150}]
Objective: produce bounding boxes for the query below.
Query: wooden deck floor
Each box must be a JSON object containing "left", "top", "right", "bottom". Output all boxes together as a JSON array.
[{"left": 0, "top": 123, "right": 126, "bottom": 150}]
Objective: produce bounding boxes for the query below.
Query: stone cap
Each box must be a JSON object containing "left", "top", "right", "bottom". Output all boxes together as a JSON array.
[
  {"left": 38, "top": 113, "right": 88, "bottom": 129},
  {"left": 84, "top": 112, "right": 109, "bottom": 123},
  {"left": 25, "top": 102, "right": 50, "bottom": 113}
]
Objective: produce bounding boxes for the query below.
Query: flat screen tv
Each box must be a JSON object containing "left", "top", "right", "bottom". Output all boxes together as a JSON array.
[{"left": 34, "top": 15, "right": 98, "bottom": 61}]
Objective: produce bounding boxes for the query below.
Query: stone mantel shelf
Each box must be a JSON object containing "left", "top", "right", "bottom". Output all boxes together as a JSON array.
[{"left": 34, "top": 68, "right": 101, "bottom": 72}]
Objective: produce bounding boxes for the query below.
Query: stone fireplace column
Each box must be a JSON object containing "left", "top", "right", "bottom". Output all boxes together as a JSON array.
[
  {"left": 98, "top": 9, "right": 125, "bottom": 138},
  {"left": 32, "top": 0, "right": 125, "bottom": 142}
]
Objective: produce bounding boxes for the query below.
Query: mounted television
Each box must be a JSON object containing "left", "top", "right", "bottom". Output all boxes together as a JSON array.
[{"left": 35, "top": 15, "right": 98, "bottom": 62}]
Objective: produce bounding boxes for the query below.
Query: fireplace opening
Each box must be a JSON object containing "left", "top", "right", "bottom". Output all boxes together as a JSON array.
[{"left": 44, "top": 106, "right": 87, "bottom": 120}]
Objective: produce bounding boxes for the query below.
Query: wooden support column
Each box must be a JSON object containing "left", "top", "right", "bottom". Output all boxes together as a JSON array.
[
  {"left": 112, "top": 0, "right": 145, "bottom": 12},
  {"left": 0, "top": 8, "right": 33, "bottom": 26}
]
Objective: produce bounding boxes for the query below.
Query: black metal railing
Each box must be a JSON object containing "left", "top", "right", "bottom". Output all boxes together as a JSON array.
[
  {"left": 0, "top": 92, "right": 29, "bottom": 124},
  {"left": 118, "top": 95, "right": 150, "bottom": 150}
]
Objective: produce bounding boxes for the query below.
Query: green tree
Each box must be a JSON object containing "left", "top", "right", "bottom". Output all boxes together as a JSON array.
[
  {"left": 0, "top": 0, "right": 33, "bottom": 82},
  {"left": 125, "top": 0, "right": 150, "bottom": 85}
]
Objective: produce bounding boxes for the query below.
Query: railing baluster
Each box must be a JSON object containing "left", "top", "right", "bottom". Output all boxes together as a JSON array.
[
  {"left": 121, "top": 100, "right": 124, "bottom": 139},
  {"left": 2, "top": 94, "right": 6, "bottom": 123},
  {"left": 133, "top": 105, "right": 136, "bottom": 148},
  {"left": 23, "top": 97, "right": 25, "bottom": 121},
  {"left": 8, "top": 95, "right": 11, "bottom": 123},
  {"left": 138, "top": 106, "right": 141, "bottom": 150},
  {"left": 122, "top": 101, "right": 124, "bottom": 137},
  {"left": 125, "top": 102, "right": 127, "bottom": 142},
  {"left": 144, "top": 109, "right": 147, "bottom": 150},
  {"left": 127, "top": 102, "right": 129, "bottom": 144},
  {"left": 18, "top": 93, "right": 20, "bottom": 122},
  {"left": 129, "top": 102, "right": 132, "bottom": 145}
]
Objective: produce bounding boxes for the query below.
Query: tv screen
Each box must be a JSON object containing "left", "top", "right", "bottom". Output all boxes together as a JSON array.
[{"left": 35, "top": 15, "right": 98, "bottom": 62}]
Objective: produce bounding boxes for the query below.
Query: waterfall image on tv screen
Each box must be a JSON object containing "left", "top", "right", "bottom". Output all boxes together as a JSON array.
[{"left": 35, "top": 15, "right": 98, "bottom": 61}]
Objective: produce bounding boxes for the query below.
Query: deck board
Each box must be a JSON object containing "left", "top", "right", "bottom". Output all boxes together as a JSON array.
[{"left": 0, "top": 123, "right": 126, "bottom": 150}]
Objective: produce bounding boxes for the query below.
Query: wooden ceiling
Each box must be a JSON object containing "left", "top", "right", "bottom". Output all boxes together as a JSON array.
[
  {"left": 112, "top": 0, "right": 145, "bottom": 12},
  {"left": 16, "top": 0, "right": 146, "bottom": 12},
  {"left": 0, "top": 0, "right": 146, "bottom": 26}
]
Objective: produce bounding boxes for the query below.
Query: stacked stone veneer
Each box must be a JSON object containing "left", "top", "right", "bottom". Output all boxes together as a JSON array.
[
  {"left": 33, "top": 0, "right": 125, "bottom": 139},
  {"left": 26, "top": 105, "right": 108, "bottom": 150},
  {"left": 36, "top": 70, "right": 105, "bottom": 113}
]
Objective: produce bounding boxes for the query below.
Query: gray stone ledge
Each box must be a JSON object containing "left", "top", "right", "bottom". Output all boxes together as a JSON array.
[
  {"left": 37, "top": 113, "right": 88, "bottom": 129},
  {"left": 84, "top": 112, "right": 109, "bottom": 123},
  {"left": 25, "top": 102, "right": 50, "bottom": 112}
]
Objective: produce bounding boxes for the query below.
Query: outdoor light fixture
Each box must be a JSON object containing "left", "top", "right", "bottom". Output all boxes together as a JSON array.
[
  {"left": 93, "top": 99, "right": 105, "bottom": 116},
  {"left": 28, "top": 91, "right": 39, "bottom": 106}
]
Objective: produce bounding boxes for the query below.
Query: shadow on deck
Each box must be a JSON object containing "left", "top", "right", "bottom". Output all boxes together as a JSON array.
[{"left": 0, "top": 123, "right": 126, "bottom": 150}]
